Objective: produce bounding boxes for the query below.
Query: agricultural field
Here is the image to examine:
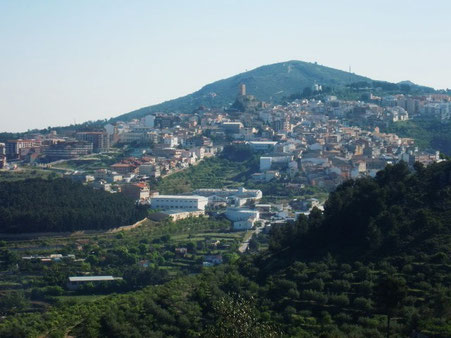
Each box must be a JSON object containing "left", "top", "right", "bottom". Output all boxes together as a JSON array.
[{"left": 0, "top": 216, "right": 246, "bottom": 313}]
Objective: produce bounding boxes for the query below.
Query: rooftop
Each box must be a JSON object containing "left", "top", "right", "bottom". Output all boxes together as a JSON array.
[
  {"left": 164, "top": 209, "right": 204, "bottom": 215},
  {"left": 151, "top": 195, "right": 207, "bottom": 200},
  {"left": 68, "top": 276, "right": 122, "bottom": 282},
  {"left": 249, "top": 141, "right": 278, "bottom": 145}
]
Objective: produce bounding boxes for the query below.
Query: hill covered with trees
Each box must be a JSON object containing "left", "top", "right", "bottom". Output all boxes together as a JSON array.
[
  {"left": 0, "top": 178, "right": 147, "bottom": 233},
  {"left": 268, "top": 161, "right": 451, "bottom": 262},
  {"left": 1, "top": 161, "right": 450, "bottom": 337},
  {"left": 384, "top": 118, "right": 451, "bottom": 155},
  {"left": 112, "top": 60, "right": 373, "bottom": 121},
  {"left": 113, "top": 60, "right": 439, "bottom": 122}
]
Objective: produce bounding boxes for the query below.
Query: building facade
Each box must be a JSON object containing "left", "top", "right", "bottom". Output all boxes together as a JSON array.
[
  {"left": 150, "top": 195, "right": 208, "bottom": 211},
  {"left": 75, "top": 132, "right": 110, "bottom": 152}
]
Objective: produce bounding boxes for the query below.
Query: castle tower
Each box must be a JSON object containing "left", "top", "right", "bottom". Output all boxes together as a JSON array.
[{"left": 240, "top": 83, "right": 246, "bottom": 96}]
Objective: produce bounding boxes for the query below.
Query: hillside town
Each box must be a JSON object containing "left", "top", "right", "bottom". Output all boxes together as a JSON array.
[{"left": 1, "top": 85, "right": 448, "bottom": 234}]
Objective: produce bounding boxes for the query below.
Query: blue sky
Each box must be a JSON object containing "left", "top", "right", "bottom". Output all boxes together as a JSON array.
[{"left": 0, "top": 0, "right": 450, "bottom": 132}]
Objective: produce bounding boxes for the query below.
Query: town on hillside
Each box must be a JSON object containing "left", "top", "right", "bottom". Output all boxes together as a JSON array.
[{"left": 1, "top": 84, "right": 449, "bottom": 236}]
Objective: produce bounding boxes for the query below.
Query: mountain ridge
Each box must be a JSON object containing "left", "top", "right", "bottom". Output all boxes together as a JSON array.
[{"left": 113, "top": 60, "right": 374, "bottom": 121}]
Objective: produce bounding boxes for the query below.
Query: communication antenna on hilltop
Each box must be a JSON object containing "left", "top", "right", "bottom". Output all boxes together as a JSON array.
[{"left": 349, "top": 65, "right": 352, "bottom": 73}]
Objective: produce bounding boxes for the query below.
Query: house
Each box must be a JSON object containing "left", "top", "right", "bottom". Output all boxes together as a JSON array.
[
  {"left": 121, "top": 182, "right": 150, "bottom": 200},
  {"left": 203, "top": 255, "right": 223, "bottom": 267},
  {"left": 110, "top": 163, "right": 137, "bottom": 175}
]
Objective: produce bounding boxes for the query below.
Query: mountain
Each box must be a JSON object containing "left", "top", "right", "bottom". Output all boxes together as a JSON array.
[
  {"left": 398, "top": 80, "right": 417, "bottom": 86},
  {"left": 113, "top": 60, "right": 371, "bottom": 121}
]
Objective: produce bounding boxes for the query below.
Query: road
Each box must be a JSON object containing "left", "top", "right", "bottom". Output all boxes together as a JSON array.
[{"left": 238, "top": 224, "right": 265, "bottom": 253}]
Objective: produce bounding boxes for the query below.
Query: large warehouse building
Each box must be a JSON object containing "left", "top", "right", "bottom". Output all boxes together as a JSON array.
[{"left": 150, "top": 195, "right": 208, "bottom": 211}]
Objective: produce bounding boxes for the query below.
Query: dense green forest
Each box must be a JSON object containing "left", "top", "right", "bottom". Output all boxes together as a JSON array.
[
  {"left": 269, "top": 161, "right": 451, "bottom": 260},
  {"left": 0, "top": 178, "right": 147, "bottom": 233},
  {"left": 1, "top": 161, "right": 450, "bottom": 337}
]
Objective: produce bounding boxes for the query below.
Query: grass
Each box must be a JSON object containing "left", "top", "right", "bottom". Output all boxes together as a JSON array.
[
  {"left": 53, "top": 294, "right": 107, "bottom": 304},
  {"left": 0, "top": 168, "right": 60, "bottom": 182},
  {"left": 155, "top": 157, "right": 254, "bottom": 194}
]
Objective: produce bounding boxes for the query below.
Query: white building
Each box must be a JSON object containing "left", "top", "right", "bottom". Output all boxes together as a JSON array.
[
  {"left": 248, "top": 141, "right": 278, "bottom": 151},
  {"left": 193, "top": 187, "right": 262, "bottom": 206},
  {"left": 150, "top": 195, "right": 208, "bottom": 211},
  {"left": 163, "top": 135, "right": 178, "bottom": 148},
  {"left": 225, "top": 207, "right": 260, "bottom": 230},
  {"left": 119, "top": 132, "right": 146, "bottom": 143},
  {"left": 259, "top": 154, "right": 292, "bottom": 171},
  {"left": 225, "top": 208, "right": 259, "bottom": 222},
  {"left": 143, "top": 115, "right": 156, "bottom": 128}
]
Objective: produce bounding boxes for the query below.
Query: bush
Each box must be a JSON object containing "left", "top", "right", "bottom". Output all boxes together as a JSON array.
[
  {"left": 334, "top": 312, "right": 352, "bottom": 324},
  {"left": 329, "top": 293, "right": 350, "bottom": 307},
  {"left": 44, "top": 286, "right": 64, "bottom": 296},
  {"left": 353, "top": 297, "right": 373, "bottom": 312},
  {"left": 358, "top": 280, "right": 374, "bottom": 297},
  {"left": 329, "top": 280, "right": 351, "bottom": 292},
  {"left": 305, "top": 278, "right": 325, "bottom": 291},
  {"left": 301, "top": 289, "right": 328, "bottom": 304}
]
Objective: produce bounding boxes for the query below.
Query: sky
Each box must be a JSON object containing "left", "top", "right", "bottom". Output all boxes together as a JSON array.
[{"left": 0, "top": 0, "right": 450, "bottom": 132}]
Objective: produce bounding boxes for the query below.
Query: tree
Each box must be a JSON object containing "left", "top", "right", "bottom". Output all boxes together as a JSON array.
[
  {"left": 302, "top": 86, "right": 313, "bottom": 98},
  {"left": 0, "top": 291, "right": 29, "bottom": 314},
  {"left": 375, "top": 276, "right": 408, "bottom": 338},
  {"left": 205, "top": 295, "right": 279, "bottom": 338}
]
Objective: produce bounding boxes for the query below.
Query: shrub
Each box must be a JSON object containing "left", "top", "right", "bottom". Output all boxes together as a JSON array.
[
  {"left": 329, "top": 293, "right": 350, "bottom": 307},
  {"left": 353, "top": 297, "right": 373, "bottom": 312}
]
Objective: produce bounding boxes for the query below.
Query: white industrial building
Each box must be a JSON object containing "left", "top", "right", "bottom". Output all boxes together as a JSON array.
[
  {"left": 248, "top": 141, "right": 278, "bottom": 151},
  {"left": 192, "top": 187, "right": 262, "bottom": 206},
  {"left": 150, "top": 195, "right": 208, "bottom": 211},
  {"left": 225, "top": 207, "right": 260, "bottom": 230}
]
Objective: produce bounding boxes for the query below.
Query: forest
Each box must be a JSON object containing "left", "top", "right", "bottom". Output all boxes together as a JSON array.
[
  {"left": 0, "top": 161, "right": 450, "bottom": 337},
  {"left": 0, "top": 178, "right": 148, "bottom": 233}
]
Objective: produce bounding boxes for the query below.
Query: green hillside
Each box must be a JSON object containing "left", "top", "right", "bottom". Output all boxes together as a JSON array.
[
  {"left": 0, "top": 178, "right": 148, "bottom": 233},
  {"left": 113, "top": 60, "right": 371, "bottom": 121},
  {"left": 2, "top": 161, "right": 451, "bottom": 337},
  {"left": 384, "top": 118, "right": 451, "bottom": 155}
]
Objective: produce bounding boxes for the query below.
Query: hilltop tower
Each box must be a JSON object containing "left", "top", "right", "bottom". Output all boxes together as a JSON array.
[{"left": 240, "top": 83, "right": 246, "bottom": 96}]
